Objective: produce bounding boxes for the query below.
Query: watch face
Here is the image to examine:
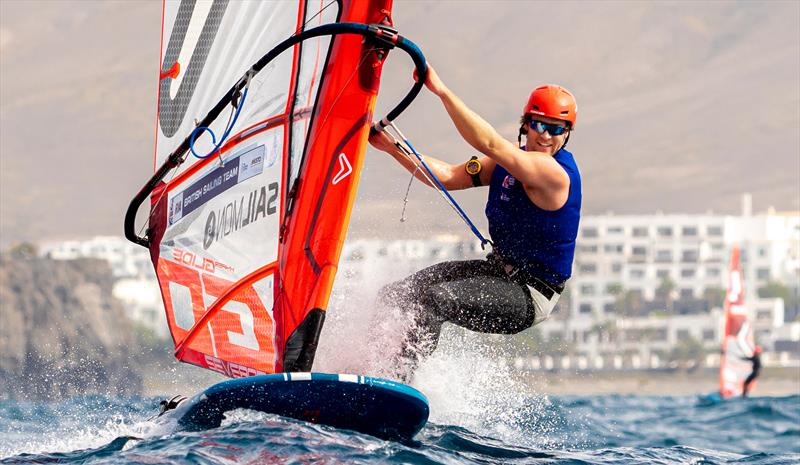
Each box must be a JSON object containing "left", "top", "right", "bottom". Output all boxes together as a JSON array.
[{"left": 466, "top": 159, "right": 481, "bottom": 175}]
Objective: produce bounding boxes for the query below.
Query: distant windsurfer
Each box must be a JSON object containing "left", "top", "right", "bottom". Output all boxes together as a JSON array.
[
  {"left": 742, "top": 345, "right": 762, "bottom": 398},
  {"left": 369, "top": 66, "right": 581, "bottom": 382}
]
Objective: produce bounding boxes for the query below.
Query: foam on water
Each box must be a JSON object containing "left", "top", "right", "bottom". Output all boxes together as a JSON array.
[
  {"left": 414, "top": 332, "right": 569, "bottom": 449},
  {"left": 315, "top": 269, "right": 590, "bottom": 450},
  {"left": 315, "top": 271, "right": 412, "bottom": 379},
  {"left": 0, "top": 396, "right": 168, "bottom": 459}
]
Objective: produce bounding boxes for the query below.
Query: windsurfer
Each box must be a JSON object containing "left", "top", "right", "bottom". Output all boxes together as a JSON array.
[
  {"left": 369, "top": 66, "right": 581, "bottom": 382},
  {"left": 742, "top": 345, "right": 762, "bottom": 398}
]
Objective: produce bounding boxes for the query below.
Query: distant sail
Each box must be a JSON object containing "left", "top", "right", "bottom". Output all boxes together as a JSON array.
[
  {"left": 719, "top": 246, "right": 757, "bottom": 398},
  {"left": 147, "top": 0, "right": 395, "bottom": 377}
]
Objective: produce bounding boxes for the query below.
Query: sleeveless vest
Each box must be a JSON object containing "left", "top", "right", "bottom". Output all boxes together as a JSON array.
[{"left": 485, "top": 148, "right": 581, "bottom": 283}]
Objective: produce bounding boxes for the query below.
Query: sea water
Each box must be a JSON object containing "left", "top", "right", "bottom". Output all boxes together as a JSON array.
[
  {"left": 1, "top": 392, "right": 798, "bottom": 464},
  {"left": 1, "top": 319, "right": 798, "bottom": 464},
  {"left": 1, "top": 323, "right": 798, "bottom": 465}
]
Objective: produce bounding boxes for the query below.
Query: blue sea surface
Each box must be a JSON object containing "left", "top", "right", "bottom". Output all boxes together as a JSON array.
[{"left": 1, "top": 393, "right": 798, "bottom": 464}]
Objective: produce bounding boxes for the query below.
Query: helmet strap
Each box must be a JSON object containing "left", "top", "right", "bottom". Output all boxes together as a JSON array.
[{"left": 561, "top": 131, "right": 571, "bottom": 150}]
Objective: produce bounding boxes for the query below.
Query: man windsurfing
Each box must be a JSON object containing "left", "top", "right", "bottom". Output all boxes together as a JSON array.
[
  {"left": 370, "top": 66, "right": 581, "bottom": 381},
  {"left": 742, "top": 345, "right": 763, "bottom": 398}
]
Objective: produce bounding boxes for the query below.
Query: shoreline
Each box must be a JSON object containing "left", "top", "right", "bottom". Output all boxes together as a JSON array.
[
  {"left": 142, "top": 365, "right": 799, "bottom": 398},
  {"left": 525, "top": 367, "right": 800, "bottom": 396}
]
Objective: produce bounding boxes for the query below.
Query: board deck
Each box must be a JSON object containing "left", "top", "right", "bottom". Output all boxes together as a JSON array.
[{"left": 160, "top": 372, "right": 429, "bottom": 441}]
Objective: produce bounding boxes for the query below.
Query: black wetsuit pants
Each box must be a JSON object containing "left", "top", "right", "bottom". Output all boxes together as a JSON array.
[
  {"left": 378, "top": 256, "right": 546, "bottom": 381},
  {"left": 742, "top": 355, "right": 761, "bottom": 397}
]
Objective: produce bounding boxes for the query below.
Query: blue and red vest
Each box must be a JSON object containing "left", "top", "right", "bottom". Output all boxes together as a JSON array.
[{"left": 485, "top": 148, "right": 581, "bottom": 284}]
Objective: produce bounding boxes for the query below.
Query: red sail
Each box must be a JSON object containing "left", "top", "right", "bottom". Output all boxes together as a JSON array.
[{"left": 148, "top": 0, "right": 392, "bottom": 377}]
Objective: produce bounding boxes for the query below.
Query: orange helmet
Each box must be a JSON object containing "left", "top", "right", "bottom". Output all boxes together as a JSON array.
[{"left": 523, "top": 84, "right": 577, "bottom": 128}]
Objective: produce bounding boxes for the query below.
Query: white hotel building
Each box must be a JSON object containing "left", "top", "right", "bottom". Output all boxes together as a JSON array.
[
  {"left": 38, "top": 236, "right": 168, "bottom": 338},
  {"left": 536, "top": 201, "right": 800, "bottom": 369}
]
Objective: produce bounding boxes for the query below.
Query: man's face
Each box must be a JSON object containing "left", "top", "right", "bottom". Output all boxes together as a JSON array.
[{"left": 525, "top": 115, "right": 570, "bottom": 155}]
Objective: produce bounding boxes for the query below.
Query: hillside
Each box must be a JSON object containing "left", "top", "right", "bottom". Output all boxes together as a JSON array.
[{"left": 0, "top": 1, "right": 798, "bottom": 245}]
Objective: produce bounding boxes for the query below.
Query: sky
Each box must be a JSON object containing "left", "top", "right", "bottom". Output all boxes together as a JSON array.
[{"left": 1, "top": 0, "right": 798, "bottom": 247}]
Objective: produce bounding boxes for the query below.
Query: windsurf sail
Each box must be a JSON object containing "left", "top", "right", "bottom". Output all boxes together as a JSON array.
[
  {"left": 719, "top": 245, "right": 758, "bottom": 398},
  {"left": 124, "top": 0, "right": 426, "bottom": 377}
]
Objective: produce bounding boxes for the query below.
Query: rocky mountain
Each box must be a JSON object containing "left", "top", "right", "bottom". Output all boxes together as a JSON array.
[
  {"left": 0, "top": 252, "right": 143, "bottom": 400},
  {"left": 0, "top": 1, "right": 797, "bottom": 246}
]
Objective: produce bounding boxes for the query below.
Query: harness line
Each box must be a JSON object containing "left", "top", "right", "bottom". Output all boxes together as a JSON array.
[{"left": 380, "top": 122, "right": 491, "bottom": 248}]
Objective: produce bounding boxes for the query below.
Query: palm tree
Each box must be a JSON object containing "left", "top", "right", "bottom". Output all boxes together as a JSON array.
[
  {"left": 606, "top": 282, "right": 625, "bottom": 316},
  {"left": 656, "top": 276, "right": 677, "bottom": 313},
  {"left": 702, "top": 286, "right": 726, "bottom": 311}
]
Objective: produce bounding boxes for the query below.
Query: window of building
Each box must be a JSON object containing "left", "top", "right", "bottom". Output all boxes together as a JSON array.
[
  {"left": 657, "top": 226, "right": 673, "bottom": 237},
  {"left": 680, "top": 288, "right": 694, "bottom": 299},
  {"left": 757, "top": 310, "right": 772, "bottom": 321},
  {"left": 579, "top": 263, "right": 597, "bottom": 274},
  {"left": 604, "top": 244, "right": 624, "bottom": 253},
  {"left": 625, "top": 330, "right": 642, "bottom": 342},
  {"left": 656, "top": 269, "right": 671, "bottom": 279},
  {"left": 682, "top": 249, "right": 698, "bottom": 263},
  {"left": 579, "top": 304, "right": 593, "bottom": 314},
  {"left": 631, "top": 246, "right": 647, "bottom": 256},
  {"left": 655, "top": 249, "right": 672, "bottom": 263},
  {"left": 603, "top": 303, "right": 616, "bottom": 314},
  {"left": 706, "top": 268, "right": 721, "bottom": 277},
  {"left": 756, "top": 268, "right": 770, "bottom": 280},
  {"left": 579, "top": 245, "right": 598, "bottom": 253},
  {"left": 632, "top": 227, "right": 648, "bottom": 237},
  {"left": 611, "top": 263, "right": 623, "bottom": 273},
  {"left": 680, "top": 268, "right": 695, "bottom": 278},
  {"left": 682, "top": 226, "right": 698, "bottom": 236},
  {"left": 707, "top": 225, "right": 723, "bottom": 236},
  {"left": 582, "top": 227, "right": 599, "bottom": 238},
  {"left": 607, "top": 226, "right": 623, "bottom": 235},
  {"left": 702, "top": 329, "right": 715, "bottom": 341},
  {"left": 580, "top": 284, "right": 596, "bottom": 295},
  {"left": 630, "top": 268, "right": 645, "bottom": 279},
  {"left": 676, "top": 329, "right": 690, "bottom": 340},
  {"left": 758, "top": 247, "right": 767, "bottom": 257}
]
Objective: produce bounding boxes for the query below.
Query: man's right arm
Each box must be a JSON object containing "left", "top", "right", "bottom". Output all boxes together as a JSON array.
[{"left": 368, "top": 129, "right": 495, "bottom": 190}]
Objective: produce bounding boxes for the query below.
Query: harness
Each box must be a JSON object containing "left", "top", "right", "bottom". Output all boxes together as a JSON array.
[{"left": 488, "top": 253, "right": 565, "bottom": 300}]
